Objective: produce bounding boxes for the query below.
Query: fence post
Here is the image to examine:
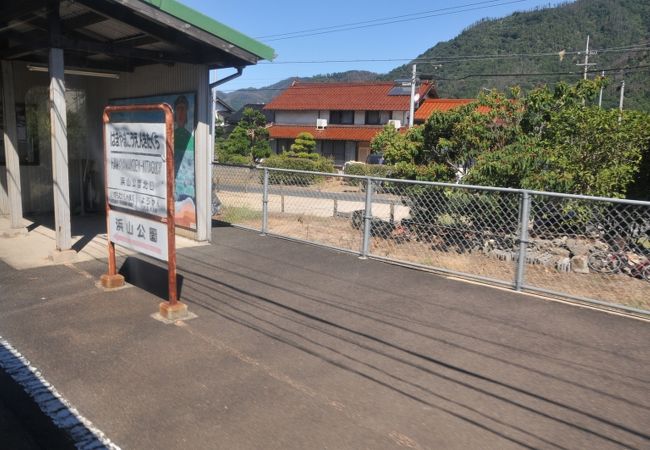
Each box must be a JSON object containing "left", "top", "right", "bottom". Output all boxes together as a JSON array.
[
  {"left": 515, "top": 190, "right": 531, "bottom": 291},
  {"left": 261, "top": 167, "right": 269, "bottom": 235},
  {"left": 360, "top": 177, "right": 373, "bottom": 259}
]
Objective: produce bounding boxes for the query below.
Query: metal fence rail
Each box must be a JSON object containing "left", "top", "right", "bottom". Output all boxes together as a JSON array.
[{"left": 213, "top": 163, "right": 650, "bottom": 316}]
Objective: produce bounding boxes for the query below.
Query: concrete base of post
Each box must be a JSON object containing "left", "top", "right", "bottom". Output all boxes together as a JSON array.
[
  {"left": 49, "top": 249, "right": 77, "bottom": 264},
  {"left": 100, "top": 273, "right": 125, "bottom": 289},
  {"left": 159, "top": 301, "right": 189, "bottom": 321}
]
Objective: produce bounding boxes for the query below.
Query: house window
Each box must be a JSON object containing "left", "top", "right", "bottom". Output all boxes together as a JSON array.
[
  {"left": 329, "top": 110, "right": 354, "bottom": 125},
  {"left": 321, "top": 140, "right": 357, "bottom": 166},
  {"left": 276, "top": 139, "right": 292, "bottom": 153},
  {"left": 365, "top": 111, "right": 381, "bottom": 125}
]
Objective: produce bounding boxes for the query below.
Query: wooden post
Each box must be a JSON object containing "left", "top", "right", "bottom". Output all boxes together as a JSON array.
[
  {"left": 1, "top": 60, "right": 24, "bottom": 229},
  {"left": 49, "top": 47, "right": 72, "bottom": 251},
  {"left": 196, "top": 67, "right": 211, "bottom": 242}
]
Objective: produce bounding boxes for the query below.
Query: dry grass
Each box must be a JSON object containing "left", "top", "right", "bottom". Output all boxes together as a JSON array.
[{"left": 227, "top": 211, "right": 650, "bottom": 311}]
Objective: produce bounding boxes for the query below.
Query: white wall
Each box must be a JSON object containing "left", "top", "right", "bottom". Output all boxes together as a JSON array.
[
  {"left": 274, "top": 110, "right": 318, "bottom": 125},
  {"left": 392, "top": 110, "right": 407, "bottom": 124}
]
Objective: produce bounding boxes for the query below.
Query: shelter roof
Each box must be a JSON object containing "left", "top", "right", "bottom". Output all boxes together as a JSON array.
[{"left": 0, "top": 0, "right": 275, "bottom": 73}]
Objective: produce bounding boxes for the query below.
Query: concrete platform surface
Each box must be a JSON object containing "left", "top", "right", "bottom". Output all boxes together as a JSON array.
[
  {"left": 0, "top": 225, "right": 649, "bottom": 449},
  {"left": 0, "top": 214, "right": 205, "bottom": 270}
]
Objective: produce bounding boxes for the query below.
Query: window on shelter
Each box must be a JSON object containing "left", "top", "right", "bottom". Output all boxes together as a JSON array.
[
  {"left": 0, "top": 101, "right": 39, "bottom": 166},
  {"left": 329, "top": 110, "right": 354, "bottom": 125}
]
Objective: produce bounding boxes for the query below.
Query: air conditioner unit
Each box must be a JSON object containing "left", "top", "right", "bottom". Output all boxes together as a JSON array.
[
  {"left": 316, "top": 118, "right": 328, "bottom": 129},
  {"left": 388, "top": 119, "right": 401, "bottom": 129}
]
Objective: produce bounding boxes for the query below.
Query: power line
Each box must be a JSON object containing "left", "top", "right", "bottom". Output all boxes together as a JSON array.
[
  {"left": 258, "top": 46, "right": 650, "bottom": 65},
  {"left": 217, "top": 64, "right": 650, "bottom": 93},
  {"left": 255, "top": 0, "right": 516, "bottom": 39},
  {"left": 262, "top": 0, "right": 528, "bottom": 42},
  {"left": 434, "top": 64, "right": 650, "bottom": 81}
]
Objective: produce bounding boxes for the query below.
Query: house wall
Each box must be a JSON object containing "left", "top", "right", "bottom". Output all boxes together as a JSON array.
[
  {"left": 358, "top": 142, "right": 371, "bottom": 162},
  {"left": 392, "top": 110, "right": 407, "bottom": 124},
  {"left": 274, "top": 109, "right": 406, "bottom": 127},
  {"left": 274, "top": 110, "right": 318, "bottom": 125}
]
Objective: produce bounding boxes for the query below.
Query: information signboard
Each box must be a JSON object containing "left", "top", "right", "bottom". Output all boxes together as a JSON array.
[
  {"left": 108, "top": 210, "right": 168, "bottom": 261},
  {"left": 106, "top": 122, "right": 167, "bottom": 218},
  {"left": 101, "top": 104, "right": 183, "bottom": 317}
]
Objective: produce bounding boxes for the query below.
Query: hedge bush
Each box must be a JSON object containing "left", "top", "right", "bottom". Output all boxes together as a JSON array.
[
  {"left": 218, "top": 153, "right": 254, "bottom": 166},
  {"left": 343, "top": 163, "right": 393, "bottom": 185},
  {"left": 260, "top": 152, "right": 334, "bottom": 185}
]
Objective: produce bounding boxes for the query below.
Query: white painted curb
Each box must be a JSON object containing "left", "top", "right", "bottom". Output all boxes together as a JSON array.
[{"left": 0, "top": 336, "right": 120, "bottom": 450}]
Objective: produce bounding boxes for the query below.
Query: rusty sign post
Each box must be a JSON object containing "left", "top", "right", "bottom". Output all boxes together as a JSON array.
[{"left": 100, "top": 104, "right": 188, "bottom": 320}]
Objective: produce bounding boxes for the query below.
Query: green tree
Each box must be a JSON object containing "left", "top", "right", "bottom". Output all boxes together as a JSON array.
[
  {"left": 290, "top": 132, "right": 316, "bottom": 153},
  {"left": 423, "top": 89, "right": 523, "bottom": 183},
  {"left": 370, "top": 124, "right": 422, "bottom": 165},
  {"left": 217, "top": 107, "right": 271, "bottom": 163},
  {"left": 416, "top": 78, "right": 650, "bottom": 197}
]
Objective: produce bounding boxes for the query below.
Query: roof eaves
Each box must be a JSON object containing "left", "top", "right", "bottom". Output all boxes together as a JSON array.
[{"left": 140, "top": 0, "right": 275, "bottom": 61}]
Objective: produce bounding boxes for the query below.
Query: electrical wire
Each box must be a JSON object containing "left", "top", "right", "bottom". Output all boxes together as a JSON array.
[
  {"left": 262, "top": 0, "right": 529, "bottom": 42},
  {"left": 217, "top": 64, "right": 650, "bottom": 93},
  {"left": 255, "top": 0, "right": 519, "bottom": 39},
  {"left": 258, "top": 46, "right": 650, "bottom": 65}
]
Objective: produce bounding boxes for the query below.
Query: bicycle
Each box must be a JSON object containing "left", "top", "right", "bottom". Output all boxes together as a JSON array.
[{"left": 588, "top": 250, "right": 650, "bottom": 281}]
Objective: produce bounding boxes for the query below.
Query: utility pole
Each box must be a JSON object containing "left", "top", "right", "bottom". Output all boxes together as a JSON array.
[
  {"left": 408, "top": 64, "right": 417, "bottom": 128},
  {"left": 576, "top": 35, "right": 597, "bottom": 80},
  {"left": 618, "top": 80, "right": 625, "bottom": 123},
  {"left": 598, "top": 70, "right": 605, "bottom": 107}
]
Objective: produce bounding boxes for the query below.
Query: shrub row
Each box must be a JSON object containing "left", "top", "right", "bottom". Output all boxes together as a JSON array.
[
  {"left": 260, "top": 152, "right": 335, "bottom": 185},
  {"left": 342, "top": 163, "right": 393, "bottom": 185}
]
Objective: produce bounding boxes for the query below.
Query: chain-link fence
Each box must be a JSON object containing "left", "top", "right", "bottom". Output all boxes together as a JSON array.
[{"left": 213, "top": 163, "right": 650, "bottom": 315}]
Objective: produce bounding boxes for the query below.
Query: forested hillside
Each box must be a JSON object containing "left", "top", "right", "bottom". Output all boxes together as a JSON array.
[{"left": 387, "top": 0, "right": 650, "bottom": 110}]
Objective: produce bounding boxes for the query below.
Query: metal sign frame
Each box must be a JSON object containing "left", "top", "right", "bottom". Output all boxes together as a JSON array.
[{"left": 102, "top": 103, "right": 178, "bottom": 307}]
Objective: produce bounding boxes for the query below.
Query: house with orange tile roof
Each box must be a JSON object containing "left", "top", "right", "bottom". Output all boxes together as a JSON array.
[
  {"left": 413, "top": 98, "right": 494, "bottom": 123},
  {"left": 264, "top": 81, "right": 436, "bottom": 165}
]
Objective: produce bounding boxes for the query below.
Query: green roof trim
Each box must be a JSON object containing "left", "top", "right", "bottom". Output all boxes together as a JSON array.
[{"left": 141, "top": 0, "right": 275, "bottom": 62}]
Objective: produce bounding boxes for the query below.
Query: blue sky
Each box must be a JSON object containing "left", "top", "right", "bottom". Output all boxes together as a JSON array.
[{"left": 181, "top": 0, "right": 569, "bottom": 91}]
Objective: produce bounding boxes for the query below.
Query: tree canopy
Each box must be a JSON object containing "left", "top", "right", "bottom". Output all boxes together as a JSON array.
[
  {"left": 217, "top": 107, "right": 271, "bottom": 164},
  {"left": 370, "top": 79, "right": 650, "bottom": 198},
  {"left": 290, "top": 132, "right": 316, "bottom": 153}
]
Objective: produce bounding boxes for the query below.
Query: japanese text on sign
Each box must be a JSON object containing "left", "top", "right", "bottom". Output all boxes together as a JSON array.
[
  {"left": 108, "top": 210, "right": 168, "bottom": 261},
  {"left": 106, "top": 122, "right": 167, "bottom": 217}
]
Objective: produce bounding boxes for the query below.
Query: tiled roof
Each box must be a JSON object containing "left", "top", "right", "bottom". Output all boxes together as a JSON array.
[
  {"left": 265, "top": 81, "right": 434, "bottom": 111},
  {"left": 268, "top": 125, "right": 383, "bottom": 142},
  {"left": 414, "top": 99, "right": 478, "bottom": 121}
]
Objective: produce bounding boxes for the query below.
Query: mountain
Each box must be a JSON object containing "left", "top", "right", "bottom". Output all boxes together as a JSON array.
[
  {"left": 221, "top": 0, "right": 650, "bottom": 112},
  {"left": 218, "top": 70, "right": 381, "bottom": 111},
  {"left": 387, "top": 0, "right": 650, "bottom": 111}
]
